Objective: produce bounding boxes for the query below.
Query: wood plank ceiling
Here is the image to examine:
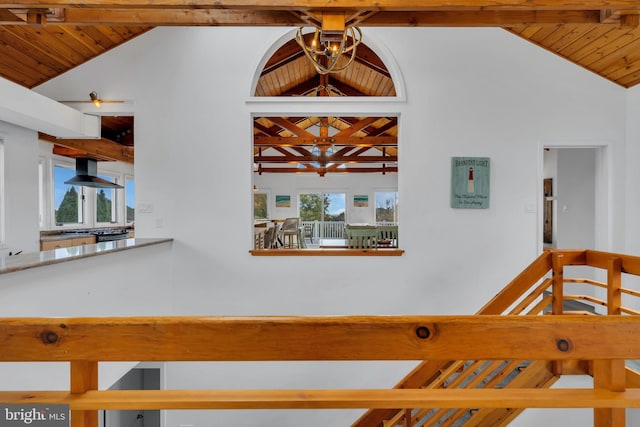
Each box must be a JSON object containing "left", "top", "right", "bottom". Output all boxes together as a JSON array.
[{"left": 2, "top": 1, "right": 640, "bottom": 167}]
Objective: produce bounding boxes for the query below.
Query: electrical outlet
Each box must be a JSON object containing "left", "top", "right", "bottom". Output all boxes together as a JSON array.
[{"left": 138, "top": 203, "right": 154, "bottom": 213}]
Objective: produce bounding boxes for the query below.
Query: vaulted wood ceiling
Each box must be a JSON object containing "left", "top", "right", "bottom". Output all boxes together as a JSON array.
[{"left": 2, "top": 1, "right": 640, "bottom": 166}]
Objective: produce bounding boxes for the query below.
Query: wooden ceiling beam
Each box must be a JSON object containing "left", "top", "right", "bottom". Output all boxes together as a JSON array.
[
  {"left": 39, "top": 132, "right": 134, "bottom": 163},
  {"left": 62, "top": 8, "right": 302, "bottom": 26},
  {"left": 258, "top": 166, "right": 398, "bottom": 174},
  {"left": 254, "top": 135, "right": 397, "bottom": 147},
  {"left": 254, "top": 155, "right": 398, "bottom": 163},
  {"left": 267, "top": 117, "right": 316, "bottom": 138},
  {"left": 0, "top": 9, "right": 609, "bottom": 27},
  {"left": 0, "top": 8, "right": 22, "bottom": 23},
  {"left": 4, "top": 1, "right": 640, "bottom": 11},
  {"left": 363, "top": 10, "right": 604, "bottom": 26},
  {"left": 334, "top": 117, "right": 381, "bottom": 137}
]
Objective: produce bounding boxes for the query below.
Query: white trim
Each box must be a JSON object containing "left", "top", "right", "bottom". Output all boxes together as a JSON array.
[{"left": 537, "top": 140, "right": 611, "bottom": 254}]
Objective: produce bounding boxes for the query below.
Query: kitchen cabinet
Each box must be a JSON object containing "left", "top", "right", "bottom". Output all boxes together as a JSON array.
[{"left": 40, "top": 236, "right": 96, "bottom": 251}]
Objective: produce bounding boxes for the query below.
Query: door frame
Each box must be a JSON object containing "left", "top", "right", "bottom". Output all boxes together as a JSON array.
[{"left": 537, "top": 142, "right": 611, "bottom": 254}]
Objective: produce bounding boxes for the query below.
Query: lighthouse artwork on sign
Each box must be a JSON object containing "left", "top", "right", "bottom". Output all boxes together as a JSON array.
[{"left": 450, "top": 157, "right": 490, "bottom": 209}]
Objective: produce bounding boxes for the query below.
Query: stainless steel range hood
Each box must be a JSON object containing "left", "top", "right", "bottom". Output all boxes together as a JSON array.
[{"left": 64, "top": 158, "right": 123, "bottom": 189}]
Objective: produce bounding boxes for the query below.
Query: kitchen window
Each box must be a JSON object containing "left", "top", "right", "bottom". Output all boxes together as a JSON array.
[
  {"left": 96, "top": 173, "right": 117, "bottom": 224},
  {"left": 125, "top": 177, "right": 135, "bottom": 223},
  {"left": 53, "top": 163, "right": 85, "bottom": 225}
]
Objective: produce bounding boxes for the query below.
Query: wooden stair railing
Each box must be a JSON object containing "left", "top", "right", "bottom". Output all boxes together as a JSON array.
[
  {"left": 1, "top": 250, "right": 640, "bottom": 427},
  {"left": 353, "top": 249, "right": 640, "bottom": 427},
  {"left": 0, "top": 315, "right": 640, "bottom": 427}
]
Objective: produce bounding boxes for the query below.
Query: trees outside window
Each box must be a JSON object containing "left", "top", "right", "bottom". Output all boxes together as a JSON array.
[
  {"left": 125, "top": 178, "right": 135, "bottom": 223},
  {"left": 299, "top": 192, "right": 345, "bottom": 238},
  {"left": 54, "top": 165, "right": 83, "bottom": 225},
  {"left": 375, "top": 191, "right": 399, "bottom": 224},
  {"left": 96, "top": 189, "right": 112, "bottom": 222},
  {"left": 254, "top": 193, "right": 268, "bottom": 219}
]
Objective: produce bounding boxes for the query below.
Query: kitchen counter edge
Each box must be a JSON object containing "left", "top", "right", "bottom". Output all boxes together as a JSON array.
[{"left": 0, "top": 238, "right": 173, "bottom": 276}]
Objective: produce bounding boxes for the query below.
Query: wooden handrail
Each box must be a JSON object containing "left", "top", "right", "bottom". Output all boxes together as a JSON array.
[
  {"left": 2, "top": 388, "right": 640, "bottom": 411},
  {"left": 5, "top": 249, "right": 640, "bottom": 427},
  {"left": 3, "top": 315, "right": 640, "bottom": 362}
]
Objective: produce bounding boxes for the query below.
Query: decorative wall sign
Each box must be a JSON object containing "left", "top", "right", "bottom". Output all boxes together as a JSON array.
[
  {"left": 451, "top": 157, "right": 490, "bottom": 209},
  {"left": 275, "top": 195, "right": 291, "bottom": 208},
  {"left": 354, "top": 195, "right": 368, "bottom": 207}
]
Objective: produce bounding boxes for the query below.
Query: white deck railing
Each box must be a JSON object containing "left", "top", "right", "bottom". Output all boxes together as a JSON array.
[
  {"left": 300, "top": 221, "right": 399, "bottom": 241},
  {"left": 300, "top": 221, "right": 345, "bottom": 240}
]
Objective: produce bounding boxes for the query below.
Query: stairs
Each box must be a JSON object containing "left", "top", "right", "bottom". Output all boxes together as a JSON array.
[{"left": 351, "top": 250, "right": 608, "bottom": 427}]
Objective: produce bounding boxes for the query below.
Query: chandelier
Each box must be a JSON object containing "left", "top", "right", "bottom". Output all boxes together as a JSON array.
[{"left": 295, "top": 14, "right": 362, "bottom": 75}]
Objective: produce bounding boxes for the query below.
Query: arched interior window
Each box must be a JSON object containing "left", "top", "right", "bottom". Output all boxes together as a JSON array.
[{"left": 251, "top": 33, "right": 401, "bottom": 254}]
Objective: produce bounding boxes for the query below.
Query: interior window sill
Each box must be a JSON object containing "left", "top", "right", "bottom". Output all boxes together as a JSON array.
[{"left": 250, "top": 249, "right": 404, "bottom": 256}]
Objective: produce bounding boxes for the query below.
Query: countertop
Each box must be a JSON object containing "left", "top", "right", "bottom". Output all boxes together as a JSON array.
[{"left": 0, "top": 238, "right": 172, "bottom": 275}]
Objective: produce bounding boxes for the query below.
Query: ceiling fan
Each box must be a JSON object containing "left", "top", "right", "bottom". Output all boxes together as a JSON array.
[{"left": 59, "top": 91, "right": 125, "bottom": 108}]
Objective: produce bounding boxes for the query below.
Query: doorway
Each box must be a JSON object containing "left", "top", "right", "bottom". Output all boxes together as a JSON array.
[
  {"left": 101, "top": 368, "right": 160, "bottom": 427},
  {"left": 542, "top": 146, "right": 605, "bottom": 250}
]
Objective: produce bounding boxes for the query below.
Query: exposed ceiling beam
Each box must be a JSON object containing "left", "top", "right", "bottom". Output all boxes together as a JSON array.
[
  {"left": 254, "top": 135, "right": 398, "bottom": 147},
  {"left": 334, "top": 117, "right": 381, "bottom": 137},
  {"left": 0, "top": 9, "right": 615, "bottom": 27},
  {"left": 254, "top": 155, "right": 398, "bottom": 163},
  {"left": 268, "top": 117, "right": 316, "bottom": 138},
  {"left": 258, "top": 166, "right": 398, "bottom": 174},
  {"left": 39, "top": 132, "right": 134, "bottom": 163},
  {"left": 3, "top": 1, "right": 640, "bottom": 10},
  {"left": 62, "top": 8, "right": 302, "bottom": 26}
]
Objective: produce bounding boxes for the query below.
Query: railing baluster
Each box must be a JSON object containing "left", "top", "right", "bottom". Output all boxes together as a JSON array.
[
  {"left": 593, "top": 359, "right": 626, "bottom": 427},
  {"left": 70, "top": 361, "right": 98, "bottom": 427},
  {"left": 552, "top": 252, "right": 565, "bottom": 315},
  {"left": 608, "top": 257, "right": 622, "bottom": 315}
]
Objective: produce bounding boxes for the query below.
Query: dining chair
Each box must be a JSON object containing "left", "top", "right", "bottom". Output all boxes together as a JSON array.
[
  {"left": 346, "top": 226, "right": 378, "bottom": 249},
  {"left": 377, "top": 225, "right": 398, "bottom": 248},
  {"left": 263, "top": 226, "right": 275, "bottom": 249},
  {"left": 303, "top": 222, "right": 315, "bottom": 243},
  {"left": 280, "top": 217, "right": 300, "bottom": 248}
]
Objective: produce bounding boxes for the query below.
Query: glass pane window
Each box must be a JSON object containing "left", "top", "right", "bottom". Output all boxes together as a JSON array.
[
  {"left": 54, "top": 165, "right": 84, "bottom": 225},
  {"left": 96, "top": 174, "right": 117, "bottom": 223},
  {"left": 38, "top": 160, "right": 44, "bottom": 228},
  {"left": 125, "top": 178, "right": 135, "bottom": 223},
  {"left": 375, "top": 191, "right": 399, "bottom": 224},
  {"left": 254, "top": 192, "right": 268, "bottom": 219},
  {"left": 299, "top": 192, "right": 345, "bottom": 239}
]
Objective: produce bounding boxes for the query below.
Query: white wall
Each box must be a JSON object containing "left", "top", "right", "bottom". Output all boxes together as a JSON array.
[
  {"left": 0, "top": 121, "right": 39, "bottom": 256},
  {"left": 626, "top": 86, "right": 640, "bottom": 255},
  {"left": 2, "top": 25, "right": 629, "bottom": 426},
  {"left": 0, "top": 241, "right": 173, "bottom": 391}
]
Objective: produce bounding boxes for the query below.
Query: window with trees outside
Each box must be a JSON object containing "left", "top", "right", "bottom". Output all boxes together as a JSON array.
[
  {"left": 54, "top": 164, "right": 84, "bottom": 225},
  {"left": 96, "top": 174, "right": 117, "bottom": 224},
  {"left": 299, "top": 192, "right": 346, "bottom": 240},
  {"left": 375, "top": 191, "right": 399, "bottom": 224},
  {"left": 254, "top": 192, "right": 268, "bottom": 219},
  {"left": 125, "top": 178, "right": 135, "bottom": 223}
]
